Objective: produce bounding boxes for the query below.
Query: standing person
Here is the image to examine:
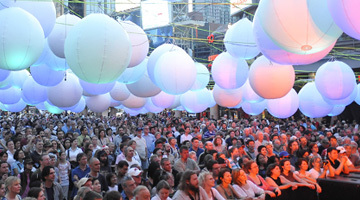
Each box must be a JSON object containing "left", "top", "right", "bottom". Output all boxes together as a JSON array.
[
  {"left": 58, "top": 151, "right": 71, "bottom": 200},
  {"left": 6, "top": 141, "right": 16, "bottom": 166},
  {"left": 31, "top": 154, "right": 51, "bottom": 183},
  {"left": 133, "top": 128, "right": 148, "bottom": 172},
  {"left": 27, "top": 187, "right": 46, "bottom": 200},
  {"left": 116, "top": 161, "right": 128, "bottom": 185},
  {"left": 66, "top": 139, "right": 83, "bottom": 169},
  {"left": 30, "top": 140, "right": 44, "bottom": 168},
  {"left": 11, "top": 150, "right": 25, "bottom": 176},
  {"left": 71, "top": 153, "right": 90, "bottom": 199},
  {"left": 77, "top": 126, "right": 91, "bottom": 148},
  {"left": 142, "top": 126, "right": 155, "bottom": 160},
  {"left": 19, "top": 159, "right": 34, "bottom": 198},
  {"left": 3, "top": 176, "right": 21, "bottom": 200},
  {"left": 172, "top": 170, "right": 207, "bottom": 200},
  {"left": 198, "top": 171, "right": 225, "bottom": 200},
  {"left": 85, "top": 158, "right": 108, "bottom": 193},
  {"left": 42, "top": 166, "right": 64, "bottom": 200}
]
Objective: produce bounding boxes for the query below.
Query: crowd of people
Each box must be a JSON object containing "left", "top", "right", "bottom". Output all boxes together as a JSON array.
[{"left": 0, "top": 110, "right": 359, "bottom": 200}]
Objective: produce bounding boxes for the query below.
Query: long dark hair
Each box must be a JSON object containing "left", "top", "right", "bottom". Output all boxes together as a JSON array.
[{"left": 178, "top": 170, "right": 197, "bottom": 191}]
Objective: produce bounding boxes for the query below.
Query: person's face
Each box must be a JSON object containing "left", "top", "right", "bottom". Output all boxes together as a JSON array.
[
  {"left": 158, "top": 188, "right": 170, "bottom": 200},
  {"left": 7, "top": 141, "right": 14, "bottom": 150},
  {"left": 257, "top": 133, "right": 264, "bottom": 141},
  {"left": 266, "top": 145, "right": 273, "bottom": 154},
  {"left": 36, "top": 141, "right": 44, "bottom": 150},
  {"left": 300, "top": 161, "right": 308, "bottom": 171},
  {"left": 248, "top": 141, "right": 255, "bottom": 150},
  {"left": 91, "top": 160, "right": 101, "bottom": 172},
  {"left": 238, "top": 170, "right": 247, "bottom": 184},
  {"left": 46, "top": 168, "right": 56, "bottom": 182},
  {"left": 100, "top": 154, "right": 107, "bottom": 162},
  {"left": 37, "top": 190, "right": 46, "bottom": 200},
  {"left": 290, "top": 142, "right": 299, "bottom": 152},
  {"left": 312, "top": 144, "right": 318, "bottom": 153},
  {"left": 250, "top": 162, "right": 259, "bottom": 174},
  {"left": 330, "top": 138, "right": 337, "bottom": 147},
  {"left": 93, "top": 180, "right": 101, "bottom": 193},
  {"left": 260, "top": 147, "right": 267, "bottom": 156},
  {"left": 271, "top": 166, "right": 281, "bottom": 177},
  {"left": 192, "top": 139, "right": 199, "bottom": 148},
  {"left": 136, "top": 189, "right": 151, "bottom": 200},
  {"left": 132, "top": 174, "right": 142, "bottom": 186},
  {"left": 181, "top": 150, "right": 189, "bottom": 160},
  {"left": 162, "top": 160, "right": 172, "bottom": 172},
  {"left": 189, "top": 153, "right": 196, "bottom": 162},
  {"left": 41, "top": 156, "right": 50, "bottom": 167},
  {"left": 313, "top": 158, "right": 321, "bottom": 169},
  {"left": 328, "top": 150, "right": 338, "bottom": 160},
  {"left": 72, "top": 140, "right": 78, "bottom": 147},
  {"left": 188, "top": 174, "right": 199, "bottom": 189},
  {"left": 345, "top": 146, "right": 352, "bottom": 156},
  {"left": 283, "top": 161, "right": 291, "bottom": 172},
  {"left": 200, "top": 173, "right": 214, "bottom": 188},
  {"left": 9, "top": 180, "right": 21, "bottom": 194},
  {"left": 117, "top": 164, "right": 128, "bottom": 175},
  {"left": 79, "top": 156, "right": 87, "bottom": 166},
  {"left": 206, "top": 143, "right": 214, "bottom": 151},
  {"left": 221, "top": 172, "right": 232, "bottom": 185},
  {"left": 0, "top": 184, "right": 5, "bottom": 197}
]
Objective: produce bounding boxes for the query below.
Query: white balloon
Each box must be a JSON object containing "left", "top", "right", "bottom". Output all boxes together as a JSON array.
[
  {"left": 224, "top": 18, "right": 260, "bottom": 59},
  {"left": 0, "top": 69, "right": 10, "bottom": 82},
  {"left": 117, "top": 58, "right": 147, "bottom": 84},
  {"left": 4, "top": 99, "right": 26, "bottom": 112},
  {"left": 0, "top": 87, "right": 21, "bottom": 104},
  {"left": 80, "top": 79, "right": 116, "bottom": 95},
  {"left": 10, "top": 70, "right": 30, "bottom": 89},
  {"left": 242, "top": 100, "right": 267, "bottom": 115},
  {"left": 298, "top": 82, "right": 333, "bottom": 118},
  {"left": 213, "top": 84, "right": 242, "bottom": 107},
  {"left": 30, "top": 64, "right": 64, "bottom": 87},
  {"left": 267, "top": 89, "right": 299, "bottom": 118},
  {"left": 71, "top": 97, "right": 86, "bottom": 113},
  {"left": 167, "top": 95, "right": 181, "bottom": 109},
  {"left": 0, "top": 7, "right": 44, "bottom": 71},
  {"left": 11, "top": 0, "right": 56, "bottom": 37},
  {"left": 36, "top": 102, "right": 47, "bottom": 111},
  {"left": 120, "top": 94, "right": 147, "bottom": 108},
  {"left": 86, "top": 93, "right": 111, "bottom": 113},
  {"left": 212, "top": 52, "right": 248, "bottom": 89},
  {"left": 47, "top": 73, "right": 83, "bottom": 108},
  {"left": 147, "top": 44, "right": 183, "bottom": 84},
  {"left": 144, "top": 99, "right": 163, "bottom": 113},
  {"left": 44, "top": 42, "right": 69, "bottom": 71},
  {"left": 110, "top": 82, "right": 131, "bottom": 101},
  {"left": 154, "top": 51, "right": 196, "bottom": 94},
  {"left": 191, "top": 63, "right": 210, "bottom": 91},
  {"left": 44, "top": 101, "right": 64, "bottom": 114},
  {"left": 126, "top": 70, "right": 161, "bottom": 98},
  {"left": 328, "top": 105, "right": 345, "bottom": 117},
  {"left": 47, "top": 14, "right": 81, "bottom": 58},
  {"left": 22, "top": 76, "right": 48, "bottom": 104},
  {"left": 151, "top": 91, "right": 176, "bottom": 108},
  {"left": 241, "top": 79, "right": 264, "bottom": 103},
  {"left": 119, "top": 21, "right": 149, "bottom": 68},
  {"left": 110, "top": 98, "right": 122, "bottom": 107},
  {"left": 180, "top": 88, "right": 211, "bottom": 113},
  {"left": 355, "top": 84, "right": 360, "bottom": 105},
  {"left": 65, "top": 14, "right": 132, "bottom": 84},
  {"left": 323, "top": 84, "right": 358, "bottom": 106}
]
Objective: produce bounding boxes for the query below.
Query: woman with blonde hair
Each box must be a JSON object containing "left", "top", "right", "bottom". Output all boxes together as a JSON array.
[
  {"left": 198, "top": 171, "right": 224, "bottom": 200},
  {"left": 232, "top": 169, "right": 265, "bottom": 200},
  {"left": 4, "top": 176, "right": 21, "bottom": 200}
]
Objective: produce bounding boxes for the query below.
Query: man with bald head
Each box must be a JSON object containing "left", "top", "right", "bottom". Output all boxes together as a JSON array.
[{"left": 85, "top": 157, "right": 108, "bottom": 192}]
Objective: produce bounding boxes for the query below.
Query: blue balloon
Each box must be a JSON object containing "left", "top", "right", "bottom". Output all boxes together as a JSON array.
[{"left": 30, "top": 64, "right": 64, "bottom": 86}]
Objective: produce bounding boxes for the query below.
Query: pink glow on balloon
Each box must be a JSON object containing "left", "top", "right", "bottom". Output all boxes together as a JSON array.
[
  {"left": 267, "top": 89, "right": 299, "bottom": 118},
  {"left": 213, "top": 84, "right": 242, "bottom": 108},
  {"left": 151, "top": 91, "right": 176, "bottom": 108},
  {"left": 249, "top": 56, "right": 295, "bottom": 99},
  {"left": 110, "top": 82, "right": 131, "bottom": 101},
  {"left": 120, "top": 94, "right": 146, "bottom": 109}
]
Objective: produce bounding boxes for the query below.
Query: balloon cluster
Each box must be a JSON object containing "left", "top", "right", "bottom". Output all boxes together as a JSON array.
[{"left": 0, "top": 0, "right": 359, "bottom": 117}]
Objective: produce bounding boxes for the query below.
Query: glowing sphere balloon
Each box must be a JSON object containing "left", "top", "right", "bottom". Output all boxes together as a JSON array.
[
  {"left": 43, "top": 42, "right": 69, "bottom": 71},
  {"left": 355, "top": 84, "right": 360, "bottom": 105},
  {"left": 144, "top": 99, "right": 163, "bottom": 113},
  {"left": 242, "top": 100, "right": 267, "bottom": 115},
  {"left": 256, "top": 0, "right": 342, "bottom": 54},
  {"left": 323, "top": 85, "right": 357, "bottom": 106},
  {"left": 30, "top": 64, "right": 64, "bottom": 87},
  {"left": 119, "top": 21, "right": 149, "bottom": 67},
  {"left": 0, "top": 7, "right": 44, "bottom": 71},
  {"left": 86, "top": 93, "right": 111, "bottom": 113},
  {"left": 44, "top": 101, "right": 64, "bottom": 114},
  {"left": 328, "top": 0, "right": 360, "bottom": 40},
  {"left": 36, "top": 102, "right": 46, "bottom": 111},
  {"left": 4, "top": 99, "right": 26, "bottom": 112},
  {"left": 249, "top": 56, "right": 295, "bottom": 99},
  {"left": 22, "top": 77, "right": 48, "bottom": 104},
  {"left": 127, "top": 71, "right": 161, "bottom": 98},
  {"left": 110, "top": 82, "right": 130, "bottom": 101},
  {"left": 328, "top": 105, "right": 346, "bottom": 117},
  {"left": 208, "top": 91, "right": 217, "bottom": 108},
  {"left": 47, "top": 73, "right": 83, "bottom": 108},
  {"left": 117, "top": 58, "right": 147, "bottom": 84},
  {"left": 224, "top": 18, "right": 259, "bottom": 59},
  {"left": 47, "top": 14, "right": 81, "bottom": 58},
  {"left": 10, "top": 70, "right": 30, "bottom": 89},
  {"left": 120, "top": 94, "right": 146, "bottom": 109},
  {"left": 267, "top": 89, "right": 299, "bottom": 118},
  {"left": 0, "top": 87, "right": 21, "bottom": 104},
  {"left": 299, "top": 82, "right": 333, "bottom": 118},
  {"left": 0, "top": 0, "right": 12, "bottom": 10},
  {"left": 71, "top": 97, "right": 86, "bottom": 113},
  {"left": 180, "top": 89, "right": 211, "bottom": 113},
  {"left": 110, "top": 98, "right": 121, "bottom": 107},
  {"left": 212, "top": 52, "right": 248, "bottom": 89},
  {"left": 253, "top": 14, "right": 336, "bottom": 65},
  {"left": 0, "top": 69, "right": 10, "bottom": 82},
  {"left": 65, "top": 14, "right": 132, "bottom": 84},
  {"left": 151, "top": 91, "right": 176, "bottom": 108},
  {"left": 154, "top": 51, "right": 196, "bottom": 94},
  {"left": 80, "top": 79, "right": 116, "bottom": 95},
  {"left": 315, "top": 61, "right": 356, "bottom": 100},
  {"left": 168, "top": 95, "right": 181, "bottom": 109},
  {"left": 213, "top": 84, "right": 242, "bottom": 107},
  {"left": 241, "top": 79, "right": 264, "bottom": 103},
  {"left": 191, "top": 63, "right": 210, "bottom": 91},
  {"left": 147, "top": 44, "right": 183, "bottom": 84}
]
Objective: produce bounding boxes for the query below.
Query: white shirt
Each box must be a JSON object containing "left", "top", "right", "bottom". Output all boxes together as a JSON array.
[
  {"left": 66, "top": 147, "right": 83, "bottom": 162},
  {"left": 180, "top": 134, "right": 193, "bottom": 144}
]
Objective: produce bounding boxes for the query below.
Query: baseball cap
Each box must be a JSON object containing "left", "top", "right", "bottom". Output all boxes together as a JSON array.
[
  {"left": 336, "top": 146, "right": 346, "bottom": 154},
  {"left": 127, "top": 168, "right": 142, "bottom": 177},
  {"left": 279, "top": 151, "right": 290, "bottom": 158},
  {"left": 136, "top": 127, "right": 143, "bottom": 131},
  {"left": 77, "top": 177, "right": 92, "bottom": 188}
]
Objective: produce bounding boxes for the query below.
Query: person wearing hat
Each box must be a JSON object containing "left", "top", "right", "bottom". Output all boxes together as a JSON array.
[
  {"left": 338, "top": 146, "right": 360, "bottom": 173},
  {"left": 327, "top": 147, "right": 349, "bottom": 175},
  {"left": 77, "top": 177, "right": 93, "bottom": 189},
  {"left": 127, "top": 167, "right": 143, "bottom": 187},
  {"left": 19, "top": 158, "right": 33, "bottom": 198}
]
